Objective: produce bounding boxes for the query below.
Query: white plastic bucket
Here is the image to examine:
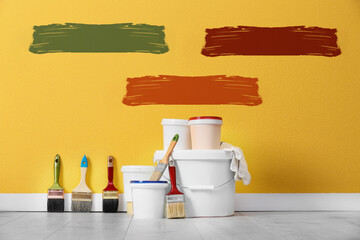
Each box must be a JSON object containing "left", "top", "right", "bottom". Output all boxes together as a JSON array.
[
  {"left": 130, "top": 180, "right": 169, "bottom": 219},
  {"left": 162, "top": 119, "right": 191, "bottom": 150},
  {"left": 153, "top": 149, "right": 235, "bottom": 217},
  {"left": 121, "top": 166, "right": 154, "bottom": 210},
  {"left": 188, "top": 116, "right": 223, "bottom": 149}
]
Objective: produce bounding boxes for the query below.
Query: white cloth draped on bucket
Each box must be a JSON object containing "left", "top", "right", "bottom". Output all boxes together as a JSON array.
[{"left": 220, "top": 142, "right": 251, "bottom": 185}]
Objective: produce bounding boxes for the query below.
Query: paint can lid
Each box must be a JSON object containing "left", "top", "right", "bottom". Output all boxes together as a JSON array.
[
  {"left": 188, "top": 116, "right": 223, "bottom": 125},
  {"left": 130, "top": 180, "right": 169, "bottom": 189},
  {"left": 161, "top": 119, "right": 189, "bottom": 126},
  {"left": 130, "top": 180, "right": 168, "bottom": 184}
]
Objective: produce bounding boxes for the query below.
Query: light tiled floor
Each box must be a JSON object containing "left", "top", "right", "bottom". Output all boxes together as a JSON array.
[{"left": 0, "top": 212, "right": 359, "bottom": 240}]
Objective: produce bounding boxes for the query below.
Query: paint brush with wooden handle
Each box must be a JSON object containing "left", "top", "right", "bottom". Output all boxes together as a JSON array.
[
  {"left": 71, "top": 155, "right": 92, "bottom": 212},
  {"left": 149, "top": 134, "right": 179, "bottom": 181}
]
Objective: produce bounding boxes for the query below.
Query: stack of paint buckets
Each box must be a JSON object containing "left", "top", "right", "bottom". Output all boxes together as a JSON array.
[{"left": 122, "top": 116, "right": 235, "bottom": 218}]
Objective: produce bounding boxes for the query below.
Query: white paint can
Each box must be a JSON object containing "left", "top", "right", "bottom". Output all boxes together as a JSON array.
[
  {"left": 154, "top": 149, "right": 235, "bottom": 217},
  {"left": 121, "top": 166, "right": 154, "bottom": 210},
  {"left": 130, "top": 180, "right": 169, "bottom": 219},
  {"left": 161, "top": 119, "right": 191, "bottom": 150},
  {"left": 188, "top": 116, "right": 223, "bottom": 149}
]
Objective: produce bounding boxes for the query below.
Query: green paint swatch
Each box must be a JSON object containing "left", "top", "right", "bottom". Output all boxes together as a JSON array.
[{"left": 29, "top": 23, "right": 169, "bottom": 54}]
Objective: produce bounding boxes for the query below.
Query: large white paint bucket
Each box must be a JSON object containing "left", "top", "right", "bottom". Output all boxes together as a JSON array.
[
  {"left": 121, "top": 166, "right": 154, "bottom": 211},
  {"left": 130, "top": 180, "right": 169, "bottom": 219},
  {"left": 188, "top": 116, "right": 223, "bottom": 149},
  {"left": 162, "top": 119, "right": 191, "bottom": 150},
  {"left": 154, "top": 150, "right": 235, "bottom": 217}
]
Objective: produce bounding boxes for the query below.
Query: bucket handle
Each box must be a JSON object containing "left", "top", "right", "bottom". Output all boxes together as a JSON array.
[
  {"left": 185, "top": 186, "right": 214, "bottom": 191},
  {"left": 153, "top": 156, "right": 234, "bottom": 191},
  {"left": 182, "top": 178, "right": 234, "bottom": 191}
]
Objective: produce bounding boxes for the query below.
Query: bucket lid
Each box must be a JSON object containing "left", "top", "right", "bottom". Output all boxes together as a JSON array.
[
  {"left": 161, "top": 119, "right": 189, "bottom": 126},
  {"left": 121, "top": 165, "right": 154, "bottom": 173},
  {"left": 130, "top": 180, "right": 168, "bottom": 184},
  {"left": 130, "top": 180, "right": 169, "bottom": 189},
  {"left": 188, "top": 116, "right": 223, "bottom": 125},
  {"left": 153, "top": 149, "right": 233, "bottom": 161}
]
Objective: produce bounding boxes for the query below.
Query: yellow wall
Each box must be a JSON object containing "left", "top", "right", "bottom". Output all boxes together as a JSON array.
[{"left": 0, "top": 0, "right": 359, "bottom": 193}]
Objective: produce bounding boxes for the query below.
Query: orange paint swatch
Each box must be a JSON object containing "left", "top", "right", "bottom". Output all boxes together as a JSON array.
[{"left": 122, "top": 75, "right": 262, "bottom": 106}]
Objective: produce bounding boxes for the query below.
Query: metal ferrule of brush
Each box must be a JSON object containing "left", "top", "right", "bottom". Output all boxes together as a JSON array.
[
  {"left": 48, "top": 189, "right": 65, "bottom": 199},
  {"left": 154, "top": 163, "right": 167, "bottom": 174},
  {"left": 166, "top": 194, "right": 185, "bottom": 203}
]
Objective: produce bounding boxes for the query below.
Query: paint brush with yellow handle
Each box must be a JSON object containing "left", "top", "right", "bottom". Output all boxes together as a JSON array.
[{"left": 149, "top": 134, "right": 179, "bottom": 181}]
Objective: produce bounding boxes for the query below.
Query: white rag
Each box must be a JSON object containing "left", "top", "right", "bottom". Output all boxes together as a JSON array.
[{"left": 220, "top": 142, "right": 251, "bottom": 185}]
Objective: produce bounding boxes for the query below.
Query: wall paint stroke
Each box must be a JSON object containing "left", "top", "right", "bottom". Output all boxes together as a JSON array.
[
  {"left": 29, "top": 23, "right": 169, "bottom": 54},
  {"left": 122, "top": 75, "right": 262, "bottom": 106},
  {"left": 202, "top": 26, "right": 341, "bottom": 57}
]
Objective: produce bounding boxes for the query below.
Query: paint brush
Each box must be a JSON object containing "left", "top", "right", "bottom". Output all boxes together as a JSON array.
[
  {"left": 47, "top": 154, "right": 64, "bottom": 212},
  {"left": 166, "top": 159, "right": 185, "bottom": 219},
  {"left": 149, "top": 134, "right": 179, "bottom": 181},
  {"left": 103, "top": 156, "right": 119, "bottom": 212},
  {"left": 71, "top": 155, "right": 92, "bottom": 212}
]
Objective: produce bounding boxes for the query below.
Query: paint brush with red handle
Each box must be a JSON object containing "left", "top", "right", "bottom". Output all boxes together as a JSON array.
[
  {"left": 103, "top": 156, "right": 119, "bottom": 212},
  {"left": 165, "top": 159, "right": 185, "bottom": 219}
]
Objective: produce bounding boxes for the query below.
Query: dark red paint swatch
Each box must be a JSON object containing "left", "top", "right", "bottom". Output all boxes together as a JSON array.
[
  {"left": 122, "top": 75, "right": 262, "bottom": 106},
  {"left": 202, "top": 26, "right": 341, "bottom": 57}
]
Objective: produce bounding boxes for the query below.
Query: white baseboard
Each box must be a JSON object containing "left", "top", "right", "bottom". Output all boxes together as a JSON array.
[
  {"left": 0, "top": 193, "right": 359, "bottom": 212},
  {"left": 235, "top": 193, "right": 360, "bottom": 211},
  {"left": 0, "top": 194, "right": 126, "bottom": 212}
]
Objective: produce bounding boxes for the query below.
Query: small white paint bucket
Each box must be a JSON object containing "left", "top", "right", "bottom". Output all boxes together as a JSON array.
[
  {"left": 162, "top": 119, "right": 191, "bottom": 150},
  {"left": 130, "top": 180, "right": 169, "bottom": 219},
  {"left": 121, "top": 166, "right": 154, "bottom": 211},
  {"left": 188, "top": 116, "right": 223, "bottom": 149}
]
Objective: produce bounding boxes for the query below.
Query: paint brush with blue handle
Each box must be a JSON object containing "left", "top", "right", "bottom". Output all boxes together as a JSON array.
[{"left": 71, "top": 155, "right": 92, "bottom": 212}]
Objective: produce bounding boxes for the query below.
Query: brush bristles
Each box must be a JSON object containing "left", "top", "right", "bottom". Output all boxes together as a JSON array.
[
  {"left": 149, "top": 163, "right": 167, "bottom": 181},
  {"left": 102, "top": 191, "right": 118, "bottom": 213},
  {"left": 127, "top": 202, "right": 133, "bottom": 215},
  {"left": 72, "top": 192, "right": 92, "bottom": 212},
  {"left": 103, "top": 199, "right": 119, "bottom": 213},
  {"left": 166, "top": 202, "right": 185, "bottom": 219},
  {"left": 47, "top": 189, "right": 64, "bottom": 212},
  {"left": 71, "top": 201, "right": 92, "bottom": 212},
  {"left": 47, "top": 199, "right": 64, "bottom": 212},
  {"left": 166, "top": 194, "right": 185, "bottom": 219},
  {"left": 149, "top": 171, "right": 162, "bottom": 181}
]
